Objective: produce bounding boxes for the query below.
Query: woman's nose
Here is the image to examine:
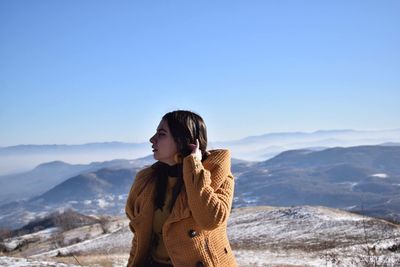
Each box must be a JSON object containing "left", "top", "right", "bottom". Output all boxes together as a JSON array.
[{"left": 149, "top": 134, "right": 155, "bottom": 143}]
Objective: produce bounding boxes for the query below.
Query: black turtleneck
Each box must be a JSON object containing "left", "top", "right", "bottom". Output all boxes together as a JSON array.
[
  {"left": 154, "top": 162, "right": 184, "bottom": 211},
  {"left": 160, "top": 162, "right": 183, "bottom": 178}
]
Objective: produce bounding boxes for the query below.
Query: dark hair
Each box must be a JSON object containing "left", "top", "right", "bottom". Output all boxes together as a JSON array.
[
  {"left": 153, "top": 110, "right": 208, "bottom": 211},
  {"left": 162, "top": 110, "right": 208, "bottom": 158}
]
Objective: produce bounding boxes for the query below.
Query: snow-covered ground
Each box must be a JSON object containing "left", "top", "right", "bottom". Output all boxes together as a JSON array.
[
  {"left": 0, "top": 256, "right": 80, "bottom": 267},
  {"left": 2, "top": 206, "right": 400, "bottom": 266},
  {"left": 229, "top": 206, "right": 400, "bottom": 266},
  {"left": 3, "top": 227, "right": 59, "bottom": 251}
]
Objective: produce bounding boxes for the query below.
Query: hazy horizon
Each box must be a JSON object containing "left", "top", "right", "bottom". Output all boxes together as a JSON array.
[
  {"left": 1, "top": 127, "right": 400, "bottom": 175},
  {"left": 1, "top": 127, "right": 400, "bottom": 147}
]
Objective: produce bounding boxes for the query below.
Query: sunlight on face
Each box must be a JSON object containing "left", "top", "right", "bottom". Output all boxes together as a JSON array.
[{"left": 149, "top": 119, "right": 178, "bottom": 165}]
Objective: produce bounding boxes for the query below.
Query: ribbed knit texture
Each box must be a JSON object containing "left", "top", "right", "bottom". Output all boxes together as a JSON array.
[{"left": 126, "top": 149, "right": 237, "bottom": 267}]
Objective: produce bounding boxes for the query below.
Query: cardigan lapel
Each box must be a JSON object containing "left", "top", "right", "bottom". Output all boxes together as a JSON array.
[{"left": 165, "top": 189, "right": 191, "bottom": 224}]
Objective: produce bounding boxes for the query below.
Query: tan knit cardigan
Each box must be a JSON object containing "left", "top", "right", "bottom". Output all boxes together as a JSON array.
[{"left": 125, "top": 149, "right": 237, "bottom": 267}]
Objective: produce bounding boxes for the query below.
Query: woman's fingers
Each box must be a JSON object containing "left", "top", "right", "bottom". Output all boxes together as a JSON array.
[
  {"left": 188, "top": 139, "right": 202, "bottom": 161},
  {"left": 188, "top": 139, "right": 200, "bottom": 151},
  {"left": 188, "top": 144, "right": 196, "bottom": 151}
]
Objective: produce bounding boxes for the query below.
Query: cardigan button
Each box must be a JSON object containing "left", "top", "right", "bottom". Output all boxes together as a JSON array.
[
  {"left": 196, "top": 261, "right": 205, "bottom": 267},
  {"left": 188, "top": 229, "right": 197, "bottom": 238}
]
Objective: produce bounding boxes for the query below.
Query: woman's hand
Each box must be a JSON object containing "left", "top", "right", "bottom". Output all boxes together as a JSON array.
[{"left": 188, "top": 139, "right": 202, "bottom": 161}]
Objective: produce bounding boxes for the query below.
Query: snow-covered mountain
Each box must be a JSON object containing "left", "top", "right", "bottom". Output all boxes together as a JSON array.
[
  {"left": 0, "top": 167, "right": 136, "bottom": 229},
  {"left": 0, "top": 155, "right": 155, "bottom": 205},
  {"left": 1, "top": 206, "right": 399, "bottom": 267},
  {"left": 234, "top": 145, "right": 400, "bottom": 222}
]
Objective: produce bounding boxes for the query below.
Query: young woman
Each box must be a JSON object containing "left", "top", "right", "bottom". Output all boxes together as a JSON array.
[{"left": 126, "top": 110, "right": 237, "bottom": 267}]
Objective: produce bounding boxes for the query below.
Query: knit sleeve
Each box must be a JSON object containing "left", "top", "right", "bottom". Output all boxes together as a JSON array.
[
  {"left": 125, "top": 172, "right": 140, "bottom": 267},
  {"left": 125, "top": 167, "right": 151, "bottom": 267},
  {"left": 127, "top": 222, "right": 137, "bottom": 267},
  {"left": 182, "top": 152, "right": 234, "bottom": 230}
]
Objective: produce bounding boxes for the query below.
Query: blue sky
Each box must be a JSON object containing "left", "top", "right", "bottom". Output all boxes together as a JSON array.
[{"left": 0, "top": 0, "right": 399, "bottom": 146}]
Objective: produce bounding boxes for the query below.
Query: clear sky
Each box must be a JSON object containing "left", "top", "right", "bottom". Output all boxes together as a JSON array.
[{"left": 1, "top": 0, "right": 399, "bottom": 146}]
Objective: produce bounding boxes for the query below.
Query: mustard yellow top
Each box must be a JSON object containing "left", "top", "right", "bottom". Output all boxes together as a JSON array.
[{"left": 151, "top": 176, "right": 177, "bottom": 264}]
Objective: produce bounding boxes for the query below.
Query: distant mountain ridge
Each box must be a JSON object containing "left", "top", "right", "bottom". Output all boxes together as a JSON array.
[
  {"left": 0, "top": 142, "right": 151, "bottom": 175},
  {"left": 1, "top": 128, "right": 400, "bottom": 175},
  {"left": 260, "top": 145, "right": 400, "bottom": 173},
  {"left": 214, "top": 128, "right": 400, "bottom": 161},
  {"left": 0, "top": 142, "right": 146, "bottom": 154}
]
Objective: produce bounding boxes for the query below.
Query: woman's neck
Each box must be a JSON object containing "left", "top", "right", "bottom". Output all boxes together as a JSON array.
[{"left": 160, "top": 162, "right": 183, "bottom": 177}]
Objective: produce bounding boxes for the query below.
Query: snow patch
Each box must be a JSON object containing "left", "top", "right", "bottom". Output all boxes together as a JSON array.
[
  {"left": 0, "top": 256, "right": 79, "bottom": 267},
  {"left": 371, "top": 173, "right": 388, "bottom": 178},
  {"left": 97, "top": 198, "right": 112, "bottom": 209},
  {"left": 83, "top": 200, "right": 92, "bottom": 205}
]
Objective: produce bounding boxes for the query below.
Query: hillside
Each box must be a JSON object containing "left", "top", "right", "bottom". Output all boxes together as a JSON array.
[
  {"left": 234, "top": 145, "right": 400, "bottom": 222},
  {"left": 0, "top": 156, "right": 154, "bottom": 205},
  {"left": 1, "top": 206, "right": 399, "bottom": 266}
]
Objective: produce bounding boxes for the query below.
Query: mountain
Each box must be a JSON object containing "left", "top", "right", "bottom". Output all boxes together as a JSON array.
[
  {"left": 234, "top": 145, "right": 400, "bottom": 222},
  {"left": 259, "top": 145, "right": 400, "bottom": 171},
  {"left": 0, "top": 161, "right": 90, "bottom": 205},
  {"left": 0, "top": 145, "right": 398, "bottom": 229},
  {"left": 0, "top": 155, "right": 155, "bottom": 205},
  {"left": 0, "top": 166, "right": 142, "bottom": 229},
  {"left": 0, "top": 142, "right": 148, "bottom": 155},
  {"left": 0, "top": 142, "right": 150, "bottom": 175},
  {"left": 33, "top": 168, "right": 136, "bottom": 203},
  {"left": 380, "top": 142, "right": 400, "bottom": 146},
  {"left": 212, "top": 128, "right": 400, "bottom": 161}
]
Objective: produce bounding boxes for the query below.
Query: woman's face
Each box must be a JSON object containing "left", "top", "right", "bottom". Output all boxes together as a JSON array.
[{"left": 149, "top": 119, "right": 178, "bottom": 165}]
